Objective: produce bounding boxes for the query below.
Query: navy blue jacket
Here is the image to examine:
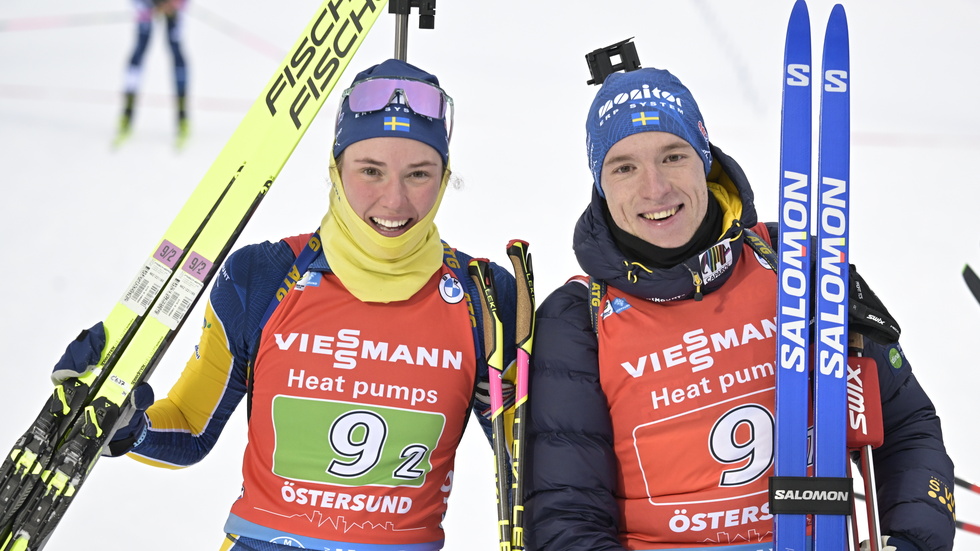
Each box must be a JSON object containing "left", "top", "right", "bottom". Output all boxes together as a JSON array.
[{"left": 524, "top": 145, "right": 955, "bottom": 551}]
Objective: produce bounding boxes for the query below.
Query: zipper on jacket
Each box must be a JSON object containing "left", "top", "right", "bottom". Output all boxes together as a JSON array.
[{"left": 690, "top": 269, "right": 704, "bottom": 301}]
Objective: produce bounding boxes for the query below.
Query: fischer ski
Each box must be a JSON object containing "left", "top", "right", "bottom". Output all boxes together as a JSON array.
[
  {"left": 0, "top": 2, "right": 385, "bottom": 549},
  {"left": 771, "top": 2, "right": 852, "bottom": 550}
]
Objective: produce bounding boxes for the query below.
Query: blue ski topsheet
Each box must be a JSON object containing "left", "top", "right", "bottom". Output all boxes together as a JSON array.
[
  {"left": 813, "top": 5, "right": 850, "bottom": 550},
  {"left": 774, "top": 2, "right": 852, "bottom": 550},
  {"left": 774, "top": 1, "right": 813, "bottom": 550}
]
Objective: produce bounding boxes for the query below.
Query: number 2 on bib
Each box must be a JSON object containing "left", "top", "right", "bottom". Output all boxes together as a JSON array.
[{"left": 272, "top": 396, "right": 445, "bottom": 488}]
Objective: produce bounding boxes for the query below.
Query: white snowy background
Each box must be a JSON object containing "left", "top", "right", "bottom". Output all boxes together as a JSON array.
[{"left": 1, "top": 0, "right": 978, "bottom": 549}]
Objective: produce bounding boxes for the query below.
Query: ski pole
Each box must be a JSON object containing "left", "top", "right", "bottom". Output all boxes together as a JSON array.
[
  {"left": 506, "top": 240, "right": 535, "bottom": 550},
  {"left": 962, "top": 265, "right": 980, "bottom": 304},
  {"left": 468, "top": 259, "right": 512, "bottom": 551},
  {"left": 957, "top": 519, "right": 980, "bottom": 536},
  {"left": 846, "top": 335, "right": 884, "bottom": 551},
  {"left": 956, "top": 476, "right": 980, "bottom": 496}
]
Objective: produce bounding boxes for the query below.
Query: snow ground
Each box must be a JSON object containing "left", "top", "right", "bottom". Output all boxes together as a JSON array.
[{"left": 1, "top": 0, "right": 978, "bottom": 548}]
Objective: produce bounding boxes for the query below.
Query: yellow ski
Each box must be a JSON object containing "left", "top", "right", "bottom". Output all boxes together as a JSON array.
[{"left": 0, "top": 2, "right": 386, "bottom": 549}]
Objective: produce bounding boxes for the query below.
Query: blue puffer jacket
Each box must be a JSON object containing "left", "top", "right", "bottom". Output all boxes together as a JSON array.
[{"left": 523, "top": 145, "right": 955, "bottom": 551}]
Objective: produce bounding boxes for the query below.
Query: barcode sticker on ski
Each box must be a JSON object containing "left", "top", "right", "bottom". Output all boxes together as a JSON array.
[
  {"left": 120, "top": 240, "right": 184, "bottom": 315},
  {"left": 151, "top": 253, "right": 212, "bottom": 330}
]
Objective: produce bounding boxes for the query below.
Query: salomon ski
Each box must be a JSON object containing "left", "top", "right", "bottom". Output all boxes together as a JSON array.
[
  {"left": 772, "top": 2, "right": 813, "bottom": 550},
  {"left": 771, "top": 2, "right": 852, "bottom": 550},
  {"left": 811, "top": 5, "right": 851, "bottom": 549}
]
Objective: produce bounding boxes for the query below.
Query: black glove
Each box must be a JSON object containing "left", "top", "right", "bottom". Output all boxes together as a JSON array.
[
  {"left": 103, "top": 382, "right": 154, "bottom": 457},
  {"left": 51, "top": 323, "right": 154, "bottom": 457},
  {"left": 849, "top": 264, "right": 901, "bottom": 345}
]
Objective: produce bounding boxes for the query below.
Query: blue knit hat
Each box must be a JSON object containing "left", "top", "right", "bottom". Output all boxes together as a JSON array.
[
  {"left": 586, "top": 67, "right": 711, "bottom": 197},
  {"left": 333, "top": 59, "right": 450, "bottom": 165}
]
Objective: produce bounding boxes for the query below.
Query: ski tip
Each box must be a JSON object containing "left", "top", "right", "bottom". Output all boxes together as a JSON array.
[
  {"left": 822, "top": 4, "right": 850, "bottom": 61},
  {"left": 175, "top": 120, "right": 191, "bottom": 152},
  {"left": 826, "top": 4, "right": 849, "bottom": 38},
  {"left": 111, "top": 131, "right": 130, "bottom": 150},
  {"left": 790, "top": 0, "right": 810, "bottom": 20},
  {"left": 785, "top": 0, "right": 812, "bottom": 58},
  {"left": 787, "top": 0, "right": 811, "bottom": 34}
]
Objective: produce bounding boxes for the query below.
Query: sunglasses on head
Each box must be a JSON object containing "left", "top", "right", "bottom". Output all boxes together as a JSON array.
[{"left": 341, "top": 77, "right": 454, "bottom": 140}]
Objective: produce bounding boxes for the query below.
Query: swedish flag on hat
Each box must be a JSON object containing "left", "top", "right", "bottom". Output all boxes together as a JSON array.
[{"left": 585, "top": 67, "right": 712, "bottom": 197}]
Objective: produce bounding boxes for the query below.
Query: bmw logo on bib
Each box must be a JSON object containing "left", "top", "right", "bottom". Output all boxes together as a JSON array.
[{"left": 439, "top": 273, "right": 465, "bottom": 304}]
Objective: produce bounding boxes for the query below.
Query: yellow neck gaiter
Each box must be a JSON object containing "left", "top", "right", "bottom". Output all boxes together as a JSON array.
[
  {"left": 319, "top": 161, "right": 448, "bottom": 303},
  {"left": 706, "top": 160, "right": 744, "bottom": 237}
]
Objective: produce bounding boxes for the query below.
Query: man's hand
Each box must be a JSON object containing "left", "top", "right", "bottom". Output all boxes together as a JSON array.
[{"left": 849, "top": 264, "right": 901, "bottom": 345}]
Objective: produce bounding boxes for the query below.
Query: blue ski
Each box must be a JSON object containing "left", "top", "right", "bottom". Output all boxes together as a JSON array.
[
  {"left": 812, "top": 5, "right": 851, "bottom": 550},
  {"left": 773, "top": 1, "right": 812, "bottom": 550},
  {"left": 771, "top": 3, "right": 852, "bottom": 550}
]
